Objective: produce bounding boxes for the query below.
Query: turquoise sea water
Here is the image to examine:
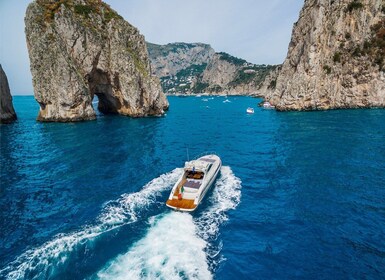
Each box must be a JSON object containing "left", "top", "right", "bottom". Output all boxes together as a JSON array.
[{"left": 1, "top": 95, "right": 385, "bottom": 279}]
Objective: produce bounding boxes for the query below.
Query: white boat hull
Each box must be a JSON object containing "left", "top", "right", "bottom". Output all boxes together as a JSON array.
[{"left": 166, "top": 154, "right": 222, "bottom": 212}]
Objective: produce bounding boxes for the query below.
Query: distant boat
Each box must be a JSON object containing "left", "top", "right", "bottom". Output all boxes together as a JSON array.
[
  {"left": 196, "top": 94, "right": 202, "bottom": 97},
  {"left": 166, "top": 154, "right": 222, "bottom": 212},
  {"left": 246, "top": 107, "right": 254, "bottom": 114},
  {"left": 223, "top": 99, "right": 231, "bottom": 103},
  {"left": 263, "top": 101, "right": 275, "bottom": 109}
]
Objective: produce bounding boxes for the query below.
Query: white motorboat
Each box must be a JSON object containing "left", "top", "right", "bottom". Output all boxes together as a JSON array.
[
  {"left": 166, "top": 154, "right": 222, "bottom": 212},
  {"left": 263, "top": 101, "right": 275, "bottom": 109},
  {"left": 246, "top": 107, "right": 254, "bottom": 114}
]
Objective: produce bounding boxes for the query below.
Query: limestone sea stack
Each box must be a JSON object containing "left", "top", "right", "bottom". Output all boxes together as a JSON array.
[
  {"left": 0, "top": 65, "right": 17, "bottom": 124},
  {"left": 265, "top": 0, "right": 385, "bottom": 111},
  {"left": 25, "top": 0, "right": 168, "bottom": 122}
]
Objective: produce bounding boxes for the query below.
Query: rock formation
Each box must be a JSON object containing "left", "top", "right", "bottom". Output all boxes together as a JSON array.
[
  {"left": 148, "top": 42, "right": 215, "bottom": 77},
  {"left": 264, "top": 0, "right": 385, "bottom": 110},
  {"left": 147, "top": 42, "right": 277, "bottom": 95},
  {"left": 0, "top": 65, "right": 17, "bottom": 124},
  {"left": 25, "top": 0, "right": 168, "bottom": 122}
]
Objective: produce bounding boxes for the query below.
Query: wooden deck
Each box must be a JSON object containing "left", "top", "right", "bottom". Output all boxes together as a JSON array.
[
  {"left": 166, "top": 177, "right": 197, "bottom": 211},
  {"left": 166, "top": 198, "right": 196, "bottom": 210}
]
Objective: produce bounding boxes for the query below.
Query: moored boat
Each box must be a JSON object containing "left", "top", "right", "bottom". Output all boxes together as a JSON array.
[
  {"left": 263, "top": 101, "right": 275, "bottom": 109},
  {"left": 246, "top": 107, "right": 254, "bottom": 114},
  {"left": 166, "top": 154, "right": 222, "bottom": 212}
]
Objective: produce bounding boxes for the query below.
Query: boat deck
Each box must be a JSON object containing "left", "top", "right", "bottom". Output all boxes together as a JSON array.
[
  {"left": 166, "top": 198, "right": 196, "bottom": 210},
  {"left": 166, "top": 178, "right": 197, "bottom": 211}
]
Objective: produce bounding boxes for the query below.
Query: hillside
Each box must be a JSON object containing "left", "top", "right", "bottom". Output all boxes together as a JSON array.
[{"left": 147, "top": 42, "right": 277, "bottom": 95}]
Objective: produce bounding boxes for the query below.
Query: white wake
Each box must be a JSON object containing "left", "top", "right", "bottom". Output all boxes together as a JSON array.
[
  {"left": 0, "top": 168, "right": 183, "bottom": 280},
  {"left": 95, "top": 166, "right": 242, "bottom": 280},
  {"left": 97, "top": 212, "right": 211, "bottom": 280},
  {"left": 1, "top": 166, "right": 242, "bottom": 280}
]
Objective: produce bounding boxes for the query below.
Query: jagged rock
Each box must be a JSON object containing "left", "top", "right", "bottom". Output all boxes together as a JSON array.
[
  {"left": 264, "top": 0, "right": 385, "bottom": 110},
  {"left": 0, "top": 64, "right": 17, "bottom": 124},
  {"left": 147, "top": 42, "right": 277, "bottom": 95},
  {"left": 25, "top": 0, "right": 168, "bottom": 122}
]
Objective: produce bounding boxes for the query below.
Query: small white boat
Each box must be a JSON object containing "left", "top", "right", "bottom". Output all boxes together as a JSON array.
[
  {"left": 263, "top": 101, "right": 275, "bottom": 109},
  {"left": 246, "top": 107, "right": 254, "bottom": 114},
  {"left": 166, "top": 154, "right": 222, "bottom": 212}
]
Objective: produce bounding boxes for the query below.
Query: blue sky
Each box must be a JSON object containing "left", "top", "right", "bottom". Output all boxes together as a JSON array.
[{"left": 0, "top": 0, "right": 303, "bottom": 95}]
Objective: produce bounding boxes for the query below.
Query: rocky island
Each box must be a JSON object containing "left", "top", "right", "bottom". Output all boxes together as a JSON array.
[
  {"left": 147, "top": 42, "right": 277, "bottom": 95},
  {"left": 25, "top": 0, "right": 168, "bottom": 122},
  {"left": 0, "top": 64, "right": 17, "bottom": 124},
  {"left": 261, "top": 0, "right": 385, "bottom": 111}
]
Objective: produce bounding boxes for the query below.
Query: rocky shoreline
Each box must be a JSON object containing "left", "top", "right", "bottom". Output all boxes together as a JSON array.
[{"left": 0, "top": 65, "right": 17, "bottom": 124}]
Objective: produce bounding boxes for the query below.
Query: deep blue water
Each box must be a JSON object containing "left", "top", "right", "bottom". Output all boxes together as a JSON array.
[{"left": 1, "top": 95, "right": 385, "bottom": 279}]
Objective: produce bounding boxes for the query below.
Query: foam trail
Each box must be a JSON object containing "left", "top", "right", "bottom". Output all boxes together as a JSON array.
[
  {"left": 194, "top": 166, "right": 242, "bottom": 270},
  {"left": 95, "top": 166, "right": 242, "bottom": 279},
  {"left": 196, "top": 166, "right": 242, "bottom": 240},
  {"left": 0, "top": 168, "right": 183, "bottom": 280},
  {"left": 97, "top": 212, "right": 212, "bottom": 280}
]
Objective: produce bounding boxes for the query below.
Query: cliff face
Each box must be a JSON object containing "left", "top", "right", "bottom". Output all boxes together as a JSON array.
[
  {"left": 25, "top": 0, "right": 168, "bottom": 122},
  {"left": 0, "top": 65, "right": 17, "bottom": 124},
  {"left": 147, "top": 42, "right": 277, "bottom": 95},
  {"left": 147, "top": 42, "right": 215, "bottom": 77},
  {"left": 266, "top": 0, "right": 385, "bottom": 110}
]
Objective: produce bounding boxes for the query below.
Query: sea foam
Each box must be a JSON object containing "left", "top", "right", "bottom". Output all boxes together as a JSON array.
[
  {"left": 97, "top": 212, "right": 211, "bottom": 280},
  {"left": 1, "top": 166, "right": 241, "bottom": 280},
  {"left": 0, "top": 168, "right": 182, "bottom": 280},
  {"left": 95, "top": 166, "right": 242, "bottom": 280}
]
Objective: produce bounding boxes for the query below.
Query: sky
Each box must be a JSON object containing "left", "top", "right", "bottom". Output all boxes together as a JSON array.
[{"left": 0, "top": 0, "right": 303, "bottom": 95}]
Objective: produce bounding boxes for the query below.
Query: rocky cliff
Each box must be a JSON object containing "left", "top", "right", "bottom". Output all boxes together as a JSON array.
[
  {"left": 264, "top": 0, "right": 385, "bottom": 110},
  {"left": 25, "top": 0, "right": 168, "bottom": 122},
  {"left": 0, "top": 65, "right": 17, "bottom": 124},
  {"left": 147, "top": 42, "right": 277, "bottom": 95}
]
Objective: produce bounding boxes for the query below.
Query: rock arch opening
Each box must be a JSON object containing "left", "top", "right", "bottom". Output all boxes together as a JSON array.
[{"left": 87, "top": 69, "right": 120, "bottom": 115}]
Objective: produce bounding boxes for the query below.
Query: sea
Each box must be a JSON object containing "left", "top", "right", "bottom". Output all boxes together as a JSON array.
[{"left": 0, "top": 95, "right": 385, "bottom": 280}]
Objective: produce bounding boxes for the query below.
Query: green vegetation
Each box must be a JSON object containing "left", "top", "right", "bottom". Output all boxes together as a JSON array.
[
  {"left": 209, "top": 85, "right": 223, "bottom": 93},
  {"left": 368, "top": 19, "right": 385, "bottom": 70},
  {"left": 191, "top": 82, "right": 209, "bottom": 93},
  {"left": 352, "top": 47, "right": 362, "bottom": 57},
  {"left": 74, "top": 4, "right": 94, "bottom": 17},
  {"left": 347, "top": 19, "right": 385, "bottom": 71},
  {"left": 345, "top": 32, "right": 352, "bottom": 40},
  {"left": 333, "top": 52, "right": 341, "bottom": 63},
  {"left": 346, "top": 1, "right": 364, "bottom": 12},
  {"left": 217, "top": 52, "right": 246, "bottom": 66},
  {"left": 37, "top": 0, "right": 70, "bottom": 22},
  {"left": 268, "top": 79, "right": 277, "bottom": 90},
  {"left": 176, "top": 64, "right": 207, "bottom": 80},
  {"left": 323, "top": 65, "right": 332, "bottom": 74},
  {"left": 37, "top": 0, "right": 122, "bottom": 25},
  {"left": 147, "top": 42, "right": 211, "bottom": 58},
  {"left": 228, "top": 65, "right": 278, "bottom": 87}
]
